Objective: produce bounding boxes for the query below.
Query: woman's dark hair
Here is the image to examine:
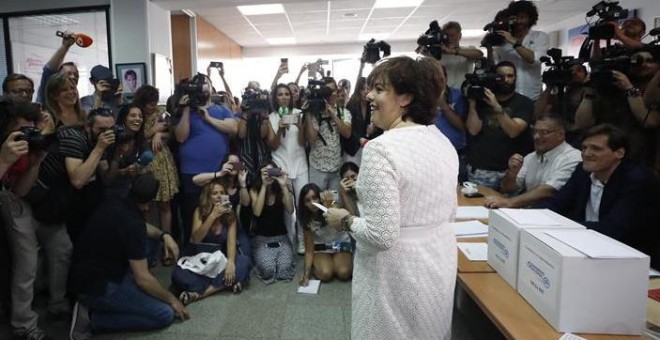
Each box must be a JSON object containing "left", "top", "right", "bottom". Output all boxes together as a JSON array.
[
  {"left": 132, "top": 85, "right": 160, "bottom": 113},
  {"left": 251, "top": 160, "right": 283, "bottom": 200},
  {"left": 506, "top": 0, "right": 539, "bottom": 27},
  {"left": 340, "top": 162, "right": 360, "bottom": 179},
  {"left": 581, "top": 124, "right": 628, "bottom": 153},
  {"left": 272, "top": 83, "right": 293, "bottom": 111},
  {"left": 297, "top": 183, "right": 323, "bottom": 229},
  {"left": 367, "top": 56, "right": 444, "bottom": 125},
  {"left": 347, "top": 77, "right": 367, "bottom": 108},
  {"left": 287, "top": 82, "right": 302, "bottom": 108}
]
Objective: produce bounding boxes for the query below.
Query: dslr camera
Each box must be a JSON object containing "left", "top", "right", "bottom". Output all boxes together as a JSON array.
[
  {"left": 416, "top": 20, "right": 448, "bottom": 60},
  {"left": 179, "top": 73, "right": 209, "bottom": 110},
  {"left": 362, "top": 39, "right": 391, "bottom": 64},
  {"left": 16, "top": 126, "right": 58, "bottom": 152},
  {"left": 481, "top": 10, "right": 517, "bottom": 47},
  {"left": 305, "top": 79, "right": 334, "bottom": 116},
  {"left": 540, "top": 48, "right": 585, "bottom": 87},
  {"left": 241, "top": 88, "right": 270, "bottom": 115},
  {"left": 463, "top": 62, "right": 503, "bottom": 99}
]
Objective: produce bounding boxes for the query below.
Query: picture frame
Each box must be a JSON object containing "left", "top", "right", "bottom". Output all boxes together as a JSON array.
[{"left": 115, "top": 62, "right": 147, "bottom": 95}]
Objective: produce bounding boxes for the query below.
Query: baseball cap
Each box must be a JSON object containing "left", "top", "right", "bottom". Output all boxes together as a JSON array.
[{"left": 90, "top": 65, "right": 113, "bottom": 80}]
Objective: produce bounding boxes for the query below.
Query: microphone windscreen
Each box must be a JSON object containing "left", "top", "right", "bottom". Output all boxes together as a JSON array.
[
  {"left": 75, "top": 34, "right": 94, "bottom": 48},
  {"left": 137, "top": 150, "right": 154, "bottom": 166}
]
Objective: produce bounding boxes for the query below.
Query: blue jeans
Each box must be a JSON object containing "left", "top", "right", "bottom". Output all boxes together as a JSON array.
[{"left": 84, "top": 271, "right": 173, "bottom": 333}]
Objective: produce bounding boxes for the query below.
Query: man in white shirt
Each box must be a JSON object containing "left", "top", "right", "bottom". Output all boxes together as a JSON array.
[
  {"left": 439, "top": 21, "right": 484, "bottom": 89},
  {"left": 484, "top": 113, "right": 581, "bottom": 208},
  {"left": 493, "top": 0, "right": 549, "bottom": 101}
]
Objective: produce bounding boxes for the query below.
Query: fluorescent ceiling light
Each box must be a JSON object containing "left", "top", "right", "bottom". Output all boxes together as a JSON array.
[
  {"left": 266, "top": 37, "right": 296, "bottom": 45},
  {"left": 373, "top": 0, "right": 424, "bottom": 9},
  {"left": 237, "top": 4, "right": 285, "bottom": 16},
  {"left": 358, "top": 33, "right": 390, "bottom": 41},
  {"left": 462, "top": 29, "right": 485, "bottom": 38}
]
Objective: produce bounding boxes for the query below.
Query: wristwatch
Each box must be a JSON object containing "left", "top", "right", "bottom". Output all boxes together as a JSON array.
[
  {"left": 512, "top": 40, "right": 522, "bottom": 49},
  {"left": 341, "top": 215, "right": 353, "bottom": 232},
  {"left": 624, "top": 87, "right": 642, "bottom": 98}
]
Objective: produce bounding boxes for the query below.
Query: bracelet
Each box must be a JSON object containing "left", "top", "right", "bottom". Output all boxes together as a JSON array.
[
  {"left": 624, "top": 87, "right": 641, "bottom": 98},
  {"left": 160, "top": 232, "right": 171, "bottom": 242}
]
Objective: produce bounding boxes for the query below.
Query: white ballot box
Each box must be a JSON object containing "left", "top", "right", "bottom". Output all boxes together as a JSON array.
[
  {"left": 487, "top": 209, "right": 584, "bottom": 288},
  {"left": 517, "top": 229, "right": 649, "bottom": 335}
]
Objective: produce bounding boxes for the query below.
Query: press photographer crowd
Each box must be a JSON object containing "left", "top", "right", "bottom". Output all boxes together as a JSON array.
[{"left": 0, "top": 0, "right": 658, "bottom": 339}]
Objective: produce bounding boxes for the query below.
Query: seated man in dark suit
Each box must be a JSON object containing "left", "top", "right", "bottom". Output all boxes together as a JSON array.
[{"left": 539, "top": 124, "right": 659, "bottom": 267}]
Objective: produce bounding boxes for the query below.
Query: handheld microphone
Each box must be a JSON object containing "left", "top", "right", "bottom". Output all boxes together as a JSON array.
[
  {"left": 137, "top": 150, "right": 154, "bottom": 167},
  {"left": 55, "top": 31, "right": 94, "bottom": 48}
]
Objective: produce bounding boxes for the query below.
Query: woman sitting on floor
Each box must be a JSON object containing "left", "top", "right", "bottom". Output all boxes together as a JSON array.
[
  {"left": 171, "top": 180, "right": 252, "bottom": 305},
  {"left": 298, "top": 183, "right": 353, "bottom": 286}
]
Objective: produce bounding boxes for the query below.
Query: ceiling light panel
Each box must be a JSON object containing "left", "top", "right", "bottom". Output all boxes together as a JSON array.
[
  {"left": 265, "top": 37, "right": 296, "bottom": 45},
  {"left": 237, "top": 4, "right": 285, "bottom": 16},
  {"left": 373, "top": 0, "right": 424, "bottom": 9}
]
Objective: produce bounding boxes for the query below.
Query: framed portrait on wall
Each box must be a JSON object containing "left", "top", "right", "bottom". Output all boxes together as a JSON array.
[{"left": 116, "top": 62, "right": 147, "bottom": 95}]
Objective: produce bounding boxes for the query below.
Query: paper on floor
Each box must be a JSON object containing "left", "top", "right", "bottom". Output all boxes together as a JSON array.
[{"left": 297, "top": 279, "right": 321, "bottom": 294}]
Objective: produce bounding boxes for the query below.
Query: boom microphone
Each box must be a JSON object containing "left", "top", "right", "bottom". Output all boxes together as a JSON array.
[{"left": 55, "top": 31, "right": 94, "bottom": 48}]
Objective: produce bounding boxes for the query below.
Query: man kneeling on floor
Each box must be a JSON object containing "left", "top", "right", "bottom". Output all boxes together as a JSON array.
[{"left": 69, "top": 173, "right": 189, "bottom": 339}]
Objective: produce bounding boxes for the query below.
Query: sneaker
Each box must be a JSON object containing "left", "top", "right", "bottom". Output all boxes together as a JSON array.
[
  {"left": 12, "top": 327, "right": 51, "bottom": 340},
  {"left": 69, "top": 301, "right": 91, "bottom": 340}
]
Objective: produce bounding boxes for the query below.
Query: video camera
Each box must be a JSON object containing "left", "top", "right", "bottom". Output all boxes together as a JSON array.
[
  {"left": 463, "top": 62, "right": 503, "bottom": 100},
  {"left": 482, "top": 10, "right": 517, "bottom": 47},
  {"left": 241, "top": 88, "right": 270, "bottom": 114},
  {"left": 416, "top": 20, "right": 447, "bottom": 60},
  {"left": 540, "top": 48, "right": 585, "bottom": 87},
  {"left": 362, "top": 39, "right": 391, "bottom": 64},
  {"left": 16, "top": 127, "right": 58, "bottom": 152},
  {"left": 586, "top": 0, "right": 629, "bottom": 40},
  {"left": 589, "top": 52, "right": 644, "bottom": 88},
  {"left": 305, "top": 79, "right": 334, "bottom": 116},
  {"left": 180, "top": 73, "right": 209, "bottom": 110}
]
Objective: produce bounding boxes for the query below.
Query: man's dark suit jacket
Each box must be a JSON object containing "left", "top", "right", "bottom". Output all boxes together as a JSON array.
[{"left": 539, "top": 160, "right": 660, "bottom": 268}]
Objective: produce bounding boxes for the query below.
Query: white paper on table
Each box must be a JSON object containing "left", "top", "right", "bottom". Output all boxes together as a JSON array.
[
  {"left": 559, "top": 333, "right": 588, "bottom": 340},
  {"left": 650, "top": 268, "right": 660, "bottom": 278},
  {"left": 297, "top": 279, "right": 321, "bottom": 294},
  {"left": 455, "top": 206, "right": 489, "bottom": 220},
  {"left": 499, "top": 208, "right": 562, "bottom": 226},
  {"left": 457, "top": 243, "right": 488, "bottom": 261},
  {"left": 452, "top": 220, "right": 488, "bottom": 237},
  {"left": 311, "top": 203, "right": 328, "bottom": 213},
  {"left": 544, "top": 230, "right": 646, "bottom": 258}
]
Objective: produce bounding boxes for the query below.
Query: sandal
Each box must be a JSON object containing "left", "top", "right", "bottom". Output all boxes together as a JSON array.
[
  {"left": 178, "top": 291, "right": 200, "bottom": 306},
  {"left": 232, "top": 282, "right": 243, "bottom": 294}
]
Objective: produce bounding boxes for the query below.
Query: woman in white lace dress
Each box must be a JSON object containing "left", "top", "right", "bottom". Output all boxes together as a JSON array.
[{"left": 326, "top": 56, "right": 458, "bottom": 339}]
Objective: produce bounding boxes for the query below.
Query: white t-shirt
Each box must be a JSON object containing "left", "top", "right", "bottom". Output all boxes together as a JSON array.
[
  {"left": 517, "top": 142, "right": 582, "bottom": 191},
  {"left": 493, "top": 30, "right": 550, "bottom": 101},
  {"left": 268, "top": 108, "right": 308, "bottom": 179},
  {"left": 442, "top": 46, "right": 478, "bottom": 89}
]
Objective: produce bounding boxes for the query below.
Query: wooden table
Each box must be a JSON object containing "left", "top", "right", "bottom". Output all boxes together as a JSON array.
[
  {"left": 455, "top": 185, "right": 499, "bottom": 273},
  {"left": 458, "top": 272, "right": 645, "bottom": 340},
  {"left": 457, "top": 184, "right": 501, "bottom": 207}
]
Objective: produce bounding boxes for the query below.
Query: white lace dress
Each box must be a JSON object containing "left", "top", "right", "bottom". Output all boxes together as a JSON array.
[{"left": 350, "top": 125, "right": 458, "bottom": 339}]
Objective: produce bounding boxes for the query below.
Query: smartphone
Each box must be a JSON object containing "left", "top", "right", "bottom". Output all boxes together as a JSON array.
[
  {"left": 220, "top": 195, "right": 231, "bottom": 206},
  {"left": 159, "top": 111, "right": 171, "bottom": 123},
  {"left": 209, "top": 61, "right": 223, "bottom": 69},
  {"left": 229, "top": 162, "right": 244, "bottom": 171},
  {"left": 107, "top": 78, "right": 120, "bottom": 92},
  {"left": 281, "top": 58, "right": 289, "bottom": 72},
  {"left": 463, "top": 192, "right": 484, "bottom": 198},
  {"left": 266, "top": 168, "right": 282, "bottom": 177},
  {"left": 331, "top": 190, "right": 339, "bottom": 203}
]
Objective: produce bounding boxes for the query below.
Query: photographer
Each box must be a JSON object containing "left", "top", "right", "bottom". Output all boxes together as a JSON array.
[
  {"left": 575, "top": 49, "right": 659, "bottom": 165},
  {"left": 465, "top": 61, "right": 534, "bottom": 189},
  {"left": 237, "top": 86, "right": 272, "bottom": 183},
  {"left": 440, "top": 21, "right": 485, "bottom": 89},
  {"left": 304, "top": 77, "right": 352, "bottom": 191},
  {"left": 591, "top": 17, "right": 646, "bottom": 57},
  {"left": 174, "top": 74, "right": 238, "bottom": 245},
  {"left": 493, "top": 0, "right": 549, "bottom": 101},
  {"left": 80, "top": 65, "right": 123, "bottom": 115},
  {"left": 0, "top": 98, "right": 59, "bottom": 340},
  {"left": 435, "top": 65, "right": 468, "bottom": 181}
]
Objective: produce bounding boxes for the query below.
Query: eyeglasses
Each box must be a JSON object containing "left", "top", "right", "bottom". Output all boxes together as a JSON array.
[
  {"left": 530, "top": 127, "right": 558, "bottom": 137},
  {"left": 9, "top": 88, "right": 34, "bottom": 95}
]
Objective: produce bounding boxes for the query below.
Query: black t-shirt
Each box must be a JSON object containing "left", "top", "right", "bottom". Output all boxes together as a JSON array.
[
  {"left": 70, "top": 196, "right": 147, "bottom": 296},
  {"left": 467, "top": 93, "right": 534, "bottom": 171},
  {"left": 254, "top": 199, "right": 287, "bottom": 237}
]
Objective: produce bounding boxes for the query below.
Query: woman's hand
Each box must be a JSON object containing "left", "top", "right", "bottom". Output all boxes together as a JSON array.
[
  {"left": 238, "top": 169, "right": 248, "bottom": 187},
  {"left": 299, "top": 271, "right": 309, "bottom": 287},
  {"left": 224, "top": 261, "right": 236, "bottom": 287},
  {"left": 211, "top": 203, "right": 231, "bottom": 219},
  {"left": 151, "top": 132, "right": 163, "bottom": 153},
  {"left": 276, "top": 170, "right": 288, "bottom": 187},
  {"left": 220, "top": 162, "right": 234, "bottom": 176},
  {"left": 325, "top": 207, "right": 350, "bottom": 231},
  {"left": 340, "top": 178, "right": 356, "bottom": 192}
]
